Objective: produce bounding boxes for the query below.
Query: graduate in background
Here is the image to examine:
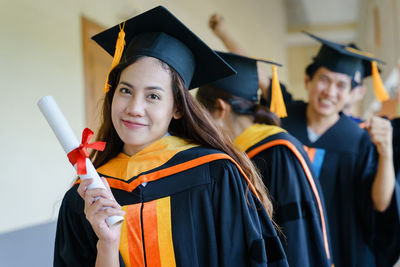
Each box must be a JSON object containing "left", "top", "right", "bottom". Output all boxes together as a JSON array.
[
  {"left": 196, "top": 52, "right": 333, "bottom": 267},
  {"left": 280, "top": 33, "right": 400, "bottom": 267},
  {"left": 209, "top": 14, "right": 399, "bottom": 266},
  {"left": 54, "top": 6, "right": 289, "bottom": 267},
  {"left": 339, "top": 55, "right": 400, "bottom": 264}
]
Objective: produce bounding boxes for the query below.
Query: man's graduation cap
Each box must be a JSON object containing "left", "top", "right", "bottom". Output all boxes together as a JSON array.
[
  {"left": 209, "top": 52, "right": 287, "bottom": 118},
  {"left": 306, "top": 32, "right": 389, "bottom": 101},
  {"left": 92, "top": 6, "right": 236, "bottom": 92}
]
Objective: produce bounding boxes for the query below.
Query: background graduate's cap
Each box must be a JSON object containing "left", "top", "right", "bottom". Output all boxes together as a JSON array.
[
  {"left": 305, "top": 31, "right": 389, "bottom": 101},
  {"left": 347, "top": 43, "right": 372, "bottom": 79},
  {"left": 210, "top": 51, "right": 287, "bottom": 118},
  {"left": 92, "top": 6, "right": 236, "bottom": 92}
]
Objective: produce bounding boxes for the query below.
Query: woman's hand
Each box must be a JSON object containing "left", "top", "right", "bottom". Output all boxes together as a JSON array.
[{"left": 77, "top": 177, "right": 125, "bottom": 244}]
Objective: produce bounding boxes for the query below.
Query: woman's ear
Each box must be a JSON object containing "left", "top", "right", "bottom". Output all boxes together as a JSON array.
[
  {"left": 173, "top": 109, "right": 182, "bottom": 120},
  {"left": 214, "top": 98, "right": 231, "bottom": 120}
]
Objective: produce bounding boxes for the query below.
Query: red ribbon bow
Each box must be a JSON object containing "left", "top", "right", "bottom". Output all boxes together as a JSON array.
[{"left": 67, "top": 128, "right": 106, "bottom": 175}]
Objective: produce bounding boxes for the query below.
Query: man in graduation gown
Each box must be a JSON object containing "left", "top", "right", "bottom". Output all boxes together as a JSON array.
[
  {"left": 280, "top": 33, "right": 400, "bottom": 267},
  {"left": 293, "top": 40, "right": 400, "bottom": 266}
]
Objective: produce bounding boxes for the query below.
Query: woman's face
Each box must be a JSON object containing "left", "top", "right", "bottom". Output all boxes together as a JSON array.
[{"left": 111, "top": 57, "right": 180, "bottom": 156}]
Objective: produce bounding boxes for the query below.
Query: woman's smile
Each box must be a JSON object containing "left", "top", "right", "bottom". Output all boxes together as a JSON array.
[{"left": 122, "top": 119, "right": 148, "bottom": 129}]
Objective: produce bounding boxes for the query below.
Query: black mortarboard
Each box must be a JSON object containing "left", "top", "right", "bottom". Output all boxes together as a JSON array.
[
  {"left": 210, "top": 52, "right": 287, "bottom": 117},
  {"left": 211, "top": 52, "right": 260, "bottom": 101},
  {"left": 347, "top": 43, "right": 381, "bottom": 87},
  {"left": 306, "top": 32, "right": 389, "bottom": 101},
  {"left": 92, "top": 6, "right": 236, "bottom": 91},
  {"left": 347, "top": 43, "right": 373, "bottom": 79},
  {"left": 306, "top": 32, "right": 383, "bottom": 76}
]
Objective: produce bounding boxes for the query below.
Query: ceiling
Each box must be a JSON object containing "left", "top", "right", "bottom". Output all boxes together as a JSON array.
[
  {"left": 284, "top": 0, "right": 360, "bottom": 45},
  {"left": 284, "top": 0, "right": 360, "bottom": 29}
]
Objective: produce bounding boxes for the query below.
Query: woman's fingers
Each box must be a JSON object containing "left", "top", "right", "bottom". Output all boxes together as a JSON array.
[
  {"left": 78, "top": 177, "right": 113, "bottom": 199},
  {"left": 84, "top": 197, "right": 123, "bottom": 221},
  {"left": 100, "top": 176, "right": 114, "bottom": 198},
  {"left": 77, "top": 178, "right": 93, "bottom": 199},
  {"left": 95, "top": 207, "right": 126, "bottom": 221}
]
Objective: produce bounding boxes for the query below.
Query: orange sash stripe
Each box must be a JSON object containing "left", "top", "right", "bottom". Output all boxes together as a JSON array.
[
  {"left": 143, "top": 200, "right": 162, "bottom": 267},
  {"left": 79, "top": 153, "right": 259, "bottom": 200},
  {"left": 247, "top": 139, "right": 331, "bottom": 260},
  {"left": 123, "top": 204, "right": 145, "bottom": 266},
  {"left": 120, "top": 197, "right": 176, "bottom": 267},
  {"left": 303, "top": 146, "right": 316, "bottom": 162}
]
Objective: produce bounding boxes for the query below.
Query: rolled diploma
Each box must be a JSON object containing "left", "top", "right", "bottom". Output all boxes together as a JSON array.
[{"left": 37, "top": 95, "right": 124, "bottom": 226}]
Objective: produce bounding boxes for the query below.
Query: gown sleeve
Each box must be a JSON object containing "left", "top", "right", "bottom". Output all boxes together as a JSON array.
[
  {"left": 359, "top": 133, "right": 400, "bottom": 266},
  {"left": 372, "top": 175, "right": 400, "bottom": 265},
  {"left": 251, "top": 145, "right": 331, "bottom": 267},
  {"left": 355, "top": 138, "right": 378, "bottom": 241},
  {"left": 209, "top": 159, "right": 288, "bottom": 267},
  {"left": 392, "top": 118, "right": 400, "bottom": 176},
  {"left": 53, "top": 185, "right": 99, "bottom": 267}
]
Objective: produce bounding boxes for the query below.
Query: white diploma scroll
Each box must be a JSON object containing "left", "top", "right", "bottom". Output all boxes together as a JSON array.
[{"left": 38, "top": 95, "right": 124, "bottom": 226}]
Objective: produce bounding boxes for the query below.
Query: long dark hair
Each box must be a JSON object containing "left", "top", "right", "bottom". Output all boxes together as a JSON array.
[
  {"left": 90, "top": 56, "right": 273, "bottom": 216},
  {"left": 196, "top": 84, "right": 281, "bottom": 126}
]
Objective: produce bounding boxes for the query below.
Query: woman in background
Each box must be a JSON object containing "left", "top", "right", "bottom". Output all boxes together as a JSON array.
[{"left": 197, "top": 51, "right": 332, "bottom": 267}]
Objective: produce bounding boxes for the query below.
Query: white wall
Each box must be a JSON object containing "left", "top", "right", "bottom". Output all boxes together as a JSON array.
[
  {"left": 358, "top": 0, "right": 400, "bottom": 117},
  {"left": 0, "top": 0, "right": 287, "bottom": 233}
]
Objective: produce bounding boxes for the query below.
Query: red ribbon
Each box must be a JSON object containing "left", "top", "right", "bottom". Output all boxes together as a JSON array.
[{"left": 67, "top": 128, "right": 106, "bottom": 175}]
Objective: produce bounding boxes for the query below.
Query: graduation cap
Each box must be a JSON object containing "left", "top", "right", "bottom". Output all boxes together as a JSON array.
[
  {"left": 347, "top": 43, "right": 371, "bottom": 80},
  {"left": 305, "top": 31, "right": 389, "bottom": 101},
  {"left": 92, "top": 6, "right": 236, "bottom": 92},
  {"left": 209, "top": 52, "right": 287, "bottom": 118}
]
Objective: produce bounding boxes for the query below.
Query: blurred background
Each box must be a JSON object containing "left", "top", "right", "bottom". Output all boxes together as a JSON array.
[{"left": 0, "top": 0, "right": 399, "bottom": 266}]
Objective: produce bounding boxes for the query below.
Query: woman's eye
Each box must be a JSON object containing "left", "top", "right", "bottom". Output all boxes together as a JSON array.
[
  {"left": 148, "top": 93, "right": 160, "bottom": 100},
  {"left": 119, "top": 88, "right": 132, "bottom": 95}
]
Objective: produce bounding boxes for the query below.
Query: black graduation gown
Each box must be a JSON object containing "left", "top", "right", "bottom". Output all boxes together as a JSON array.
[
  {"left": 282, "top": 101, "right": 400, "bottom": 267},
  {"left": 392, "top": 118, "right": 400, "bottom": 177},
  {"left": 372, "top": 117, "right": 400, "bottom": 266},
  {"left": 234, "top": 124, "right": 332, "bottom": 267},
  {"left": 54, "top": 136, "right": 288, "bottom": 267}
]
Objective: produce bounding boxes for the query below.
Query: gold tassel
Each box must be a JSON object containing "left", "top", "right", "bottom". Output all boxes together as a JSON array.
[
  {"left": 104, "top": 21, "right": 126, "bottom": 93},
  {"left": 270, "top": 65, "right": 287, "bottom": 118},
  {"left": 371, "top": 61, "right": 390, "bottom": 102}
]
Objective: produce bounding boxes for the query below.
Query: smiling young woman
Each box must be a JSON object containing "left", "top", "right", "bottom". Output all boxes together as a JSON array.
[
  {"left": 110, "top": 57, "right": 180, "bottom": 156},
  {"left": 53, "top": 6, "right": 288, "bottom": 267}
]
